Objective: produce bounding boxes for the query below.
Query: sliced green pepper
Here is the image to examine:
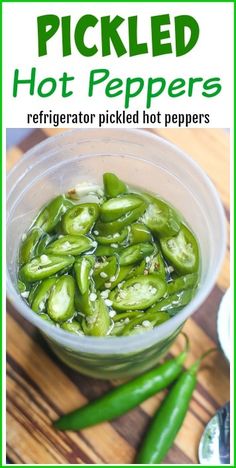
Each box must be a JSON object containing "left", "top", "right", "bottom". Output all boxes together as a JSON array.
[
  {"left": 20, "top": 254, "right": 75, "bottom": 282},
  {"left": 167, "top": 273, "right": 198, "bottom": 295},
  {"left": 95, "top": 245, "right": 119, "bottom": 257},
  {"left": 100, "top": 195, "right": 144, "bottom": 222},
  {"left": 160, "top": 224, "right": 199, "bottom": 274},
  {"left": 47, "top": 275, "right": 75, "bottom": 323},
  {"left": 61, "top": 320, "right": 83, "bottom": 335},
  {"left": 147, "top": 289, "right": 194, "bottom": 315},
  {"left": 95, "top": 227, "right": 128, "bottom": 245},
  {"left": 142, "top": 194, "right": 181, "bottom": 238},
  {"left": 35, "top": 232, "right": 54, "bottom": 256},
  {"left": 95, "top": 202, "right": 146, "bottom": 235},
  {"left": 110, "top": 274, "right": 166, "bottom": 311},
  {"left": 17, "top": 279, "right": 27, "bottom": 293},
  {"left": 147, "top": 252, "right": 166, "bottom": 279},
  {"left": 74, "top": 255, "right": 95, "bottom": 295},
  {"left": 129, "top": 223, "right": 152, "bottom": 245},
  {"left": 19, "top": 227, "right": 44, "bottom": 265},
  {"left": 108, "top": 265, "right": 133, "bottom": 290},
  {"left": 31, "top": 277, "right": 57, "bottom": 313},
  {"left": 93, "top": 256, "right": 118, "bottom": 289},
  {"left": 121, "top": 311, "right": 169, "bottom": 336},
  {"left": 119, "top": 243, "right": 154, "bottom": 266},
  {"left": 45, "top": 235, "right": 96, "bottom": 256},
  {"left": 82, "top": 296, "right": 111, "bottom": 336},
  {"left": 34, "top": 195, "right": 74, "bottom": 233},
  {"left": 126, "top": 259, "right": 146, "bottom": 279},
  {"left": 103, "top": 172, "right": 127, "bottom": 198},
  {"left": 62, "top": 203, "right": 99, "bottom": 236}
]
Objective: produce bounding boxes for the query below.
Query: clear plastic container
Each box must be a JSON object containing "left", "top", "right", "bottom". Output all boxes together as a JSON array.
[{"left": 6, "top": 129, "right": 226, "bottom": 379}]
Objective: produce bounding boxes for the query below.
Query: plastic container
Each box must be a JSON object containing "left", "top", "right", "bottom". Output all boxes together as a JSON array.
[{"left": 6, "top": 129, "right": 226, "bottom": 379}]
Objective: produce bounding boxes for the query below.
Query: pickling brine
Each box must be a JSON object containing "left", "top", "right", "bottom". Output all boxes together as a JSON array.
[{"left": 17, "top": 172, "right": 200, "bottom": 337}]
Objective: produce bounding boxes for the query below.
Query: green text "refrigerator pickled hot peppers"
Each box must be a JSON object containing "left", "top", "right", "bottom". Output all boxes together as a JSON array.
[{"left": 17, "top": 173, "right": 200, "bottom": 337}]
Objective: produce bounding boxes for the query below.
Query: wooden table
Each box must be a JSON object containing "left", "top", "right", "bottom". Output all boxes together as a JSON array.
[{"left": 6, "top": 128, "right": 230, "bottom": 464}]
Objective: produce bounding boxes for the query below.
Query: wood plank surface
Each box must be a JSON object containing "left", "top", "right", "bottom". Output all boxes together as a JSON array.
[{"left": 6, "top": 128, "right": 230, "bottom": 465}]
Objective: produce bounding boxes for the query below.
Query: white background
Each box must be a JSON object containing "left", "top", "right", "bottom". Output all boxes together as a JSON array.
[{"left": 3, "top": 2, "right": 233, "bottom": 127}]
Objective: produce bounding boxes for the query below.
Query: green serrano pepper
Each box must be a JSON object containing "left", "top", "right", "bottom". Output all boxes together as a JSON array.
[
  {"left": 142, "top": 194, "right": 181, "bottom": 238},
  {"left": 100, "top": 195, "right": 144, "bottom": 222},
  {"left": 62, "top": 203, "right": 99, "bottom": 235},
  {"left": 19, "top": 227, "right": 44, "bottom": 265},
  {"left": 136, "top": 349, "right": 216, "bottom": 464},
  {"left": 110, "top": 274, "right": 166, "bottom": 310},
  {"left": 20, "top": 254, "right": 75, "bottom": 282},
  {"left": 119, "top": 243, "right": 154, "bottom": 266},
  {"left": 103, "top": 172, "right": 127, "bottom": 198},
  {"left": 45, "top": 235, "right": 96, "bottom": 256},
  {"left": 74, "top": 255, "right": 95, "bottom": 295},
  {"left": 54, "top": 335, "right": 189, "bottom": 431},
  {"left": 31, "top": 277, "right": 57, "bottom": 313},
  {"left": 47, "top": 275, "right": 75, "bottom": 323},
  {"left": 160, "top": 224, "right": 199, "bottom": 274},
  {"left": 17, "top": 172, "right": 200, "bottom": 338},
  {"left": 95, "top": 202, "right": 146, "bottom": 235},
  {"left": 34, "top": 195, "right": 74, "bottom": 233}
]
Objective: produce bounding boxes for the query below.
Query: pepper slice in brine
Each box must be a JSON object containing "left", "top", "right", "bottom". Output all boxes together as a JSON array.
[
  {"left": 100, "top": 195, "right": 144, "bottom": 222},
  {"left": 74, "top": 255, "right": 95, "bottom": 295},
  {"left": 20, "top": 254, "right": 75, "bottom": 282},
  {"left": 31, "top": 277, "right": 57, "bottom": 313},
  {"left": 119, "top": 243, "right": 154, "bottom": 266},
  {"left": 95, "top": 202, "right": 146, "bottom": 235},
  {"left": 82, "top": 296, "right": 111, "bottom": 337},
  {"left": 34, "top": 195, "right": 74, "bottom": 233},
  {"left": 45, "top": 235, "right": 96, "bottom": 256},
  {"left": 110, "top": 274, "right": 166, "bottom": 311},
  {"left": 62, "top": 203, "right": 99, "bottom": 236},
  {"left": 19, "top": 227, "right": 44, "bottom": 265},
  {"left": 103, "top": 173, "right": 127, "bottom": 198},
  {"left": 142, "top": 194, "right": 181, "bottom": 238},
  {"left": 160, "top": 224, "right": 199, "bottom": 274},
  {"left": 47, "top": 275, "right": 75, "bottom": 323}
]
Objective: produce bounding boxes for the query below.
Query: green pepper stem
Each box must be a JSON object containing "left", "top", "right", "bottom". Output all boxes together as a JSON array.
[{"left": 189, "top": 348, "right": 217, "bottom": 375}]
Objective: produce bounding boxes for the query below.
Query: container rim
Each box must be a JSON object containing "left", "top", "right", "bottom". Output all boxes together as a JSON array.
[{"left": 6, "top": 128, "right": 227, "bottom": 354}]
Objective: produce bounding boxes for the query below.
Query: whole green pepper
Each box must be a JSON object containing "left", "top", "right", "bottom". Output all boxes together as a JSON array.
[
  {"left": 74, "top": 255, "right": 95, "bottom": 295},
  {"left": 20, "top": 254, "right": 75, "bottom": 282},
  {"left": 31, "top": 277, "right": 57, "bottom": 313},
  {"left": 136, "top": 349, "right": 216, "bottom": 464},
  {"left": 103, "top": 172, "right": 127, "bottom": 198},
  {"left": 100, "top": 194, "right": 144, "bottom": 222},
  {"left": 62, "top": 203, "right": 99, "bottom": 235},
  {"left": 47, "top": 275, "right": 75, "bottom": 323},
  {"left": 142, "top": 194, "right": 181, "bottom": 238},
  {"left": 110, "top": 274, "right": 166, "bottom": 310},
  {"left": 160, "top": 224, "right": 199, "bottom": 274},
  {"left": 34, "top": 195, "right": 74, "bottom": 233},
  {"left": 19, "top": 227, "right": 44, "bottom": 265},
  {"left": 45, "top": 235, "right": 96, "bottom": 256},
  {"left": 54, "top": 335, "right": 189, "bottom": 431}
]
